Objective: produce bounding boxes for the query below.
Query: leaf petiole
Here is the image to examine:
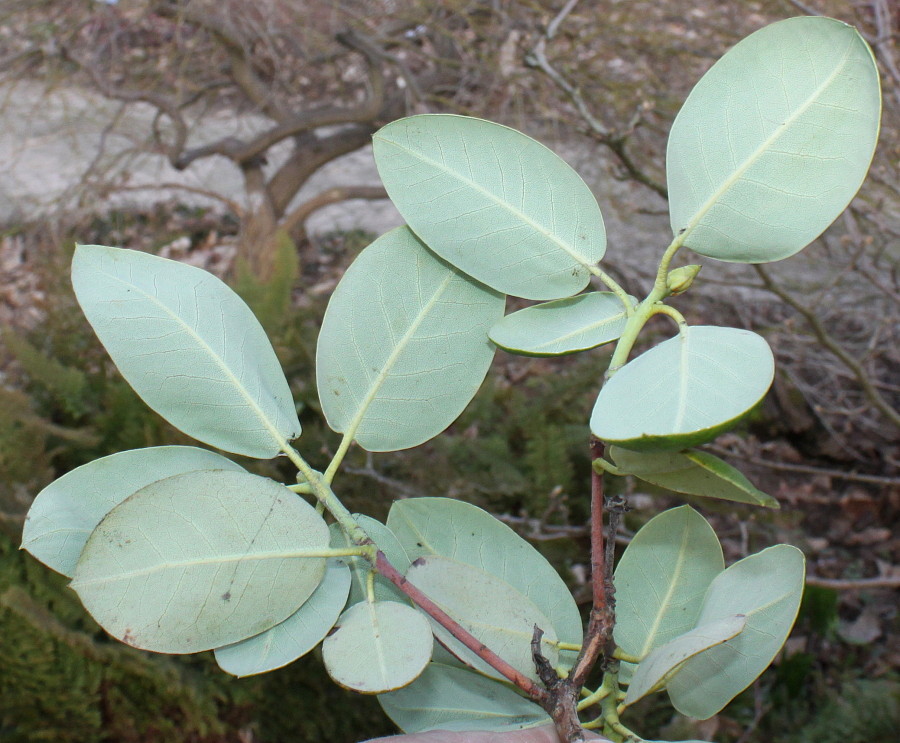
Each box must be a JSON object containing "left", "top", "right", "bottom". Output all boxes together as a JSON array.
[
  {"left": 648, "top": 303, "right": 688, "bottom": 334},
  {"left": 587, "top": 265, "right": 633, "bottom": 314},
  {"left": 612, "top": 648, "right": 642, "bottom": 664}
]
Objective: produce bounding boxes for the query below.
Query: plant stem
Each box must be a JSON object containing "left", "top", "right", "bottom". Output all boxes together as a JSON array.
[
  {"left": 649, "top": 303, "right": 688, "bottom": 333},
  {"left": 568, "top": 437, "right": 615, "bottom": 688},
  {"left": 612, "top": 648, "right": 641, "bottom": 664},
  {"left": 589, "top": 437, "right": 607, "bottom": 613},
  {"left": 587, "top": 265, "right": 633, "bottom": 313},
  {"left": 374, "top": 550, "right": 549, "bottom": 703},
  {"left": 281, "top": 443, "right": 550, "bottom": 701},
  {"left": 593, "top": 458, "right": 624, "bottom": 476},
  {"left": 605, "top": 234, "right": 686, "bottom": 376},
  {"left": 577, "top": 675, "right": 614, "bottom": 711},
  {"left": 324, "top": 430, "right": 355, "bottom": 483}
]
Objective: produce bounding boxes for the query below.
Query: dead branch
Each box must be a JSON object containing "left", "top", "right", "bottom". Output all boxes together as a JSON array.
[
  {"left": 705, "top": 444, "right": 900, "bottom": 487},
  {"left": 524, "top": 0, "right": 667, "bottom": 198},
  {"left": 754, "top": 264, "right": 900, "bottom": 429},
  {"left": 281, "top": 186, "right": 387, "bottom": 238},
  {"left": 806, "top": 574, "right": 900, "bottom": 589}
]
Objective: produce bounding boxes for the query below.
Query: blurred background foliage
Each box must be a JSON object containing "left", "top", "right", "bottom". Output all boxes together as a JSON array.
[{"left": 0, "top": 0, "right": 897, "bottom": 741}]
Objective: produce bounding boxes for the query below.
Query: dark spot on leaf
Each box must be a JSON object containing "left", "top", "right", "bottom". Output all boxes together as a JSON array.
[
  {"left": 222, "top": 591, "right": 231, "bottom": 602},
  {"left": 416, "top": 542, "right": 423, "bottom": 548},
  {"left": 411, "top": 557, "right": 426, "bottom": 568},
  {"left": 121, "top": 628, "right": 136, "bottom": 645}
]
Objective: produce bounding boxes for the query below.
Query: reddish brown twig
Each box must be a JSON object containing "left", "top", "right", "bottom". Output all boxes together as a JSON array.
[
  {"left": 569, "top": 437, "right": 616, "bottom": 688},
  {"left": 373, "top": 551, "right": 549, "bottom": 704}
]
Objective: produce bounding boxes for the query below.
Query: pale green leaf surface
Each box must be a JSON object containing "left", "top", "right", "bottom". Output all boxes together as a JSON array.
[
  {"left": 71, "top": 470, "right": 329, "bottom": 654},
  {"left": 614, "top": 506, "right": 724, "bottom": 661},
  {"left": 71, "top": 245, "right": 300, "bottom": 458},
  {"left": 323, "top": 600, "right": 433, "bottom": 693},
  {"left": 489, "top": 292, "right": 635, "bottom": 356},
  {"left": 316, "top": 227, "right": 503, "bottom": 452},
  {"left": 624, "top": 614, "right": 747, "bottom": 705},
  {"left": 610, "top": 447, "right": 778, "bottom": 508},
  {"left": 667, "top": 545, "right": 806, "bottom": 719},
  {"left": 668, "top": 17, "right": 881, "bottom": 263},
  {"left": 608, "top": 447, "right": 694, "bottom": 475},
  {"left": 592, "top": 326, "right": 774, "bottom": 452},
  {"left": 22, "top": 446, "right": 245, "bottom": 577},
  {"left": 387, "top": 498, "right": 582, "bottom": 651},
  {"left": 214, "top": 557, "right": 350, "bottom": 677},
  {"left": 406, "top": 555, "right": 558, "bottom": 682},
  {"left": 329, "top": 515, "right": 411, "bottom": 607},
  {"left": 373, "top": 115, "right": 606, "bottom": 300},
  {"left": 378, "top": 662, "right": 550, "bottom": 733}
]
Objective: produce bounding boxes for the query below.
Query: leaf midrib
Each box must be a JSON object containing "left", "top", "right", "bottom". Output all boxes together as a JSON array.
[
  {"left": 342, "top": 270, "right": 456, "bottom": 442},
  {"left": 377, "top": 134, "right": 595, "bottom": 268},
  {"left": 529, "top": 304, "right": 629, "bottom": 352},
  {"left": 678, "top": 37, "right": 855, "bottom": 243},
  {"left": 639, "top": 519, "right": 692, "bottom": 658},
  {"left": 96, "top": 261, "right": 291, "bottom": 453},
  {"left": 72, "top": 547, "right": 328, "bottom": 587}
]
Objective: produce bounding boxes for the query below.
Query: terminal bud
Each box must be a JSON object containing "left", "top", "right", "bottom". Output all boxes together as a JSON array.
[{"left": 666, "top": 264, "right": 701, "bottom": 295}]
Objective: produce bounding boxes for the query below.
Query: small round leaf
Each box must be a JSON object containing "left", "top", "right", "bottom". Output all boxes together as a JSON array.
[
  {"left": 323, "top": 600, "right": 433, "bottom": 694},
  {"left": 592, "top": 326, "right": 774, "bottom": 452}
]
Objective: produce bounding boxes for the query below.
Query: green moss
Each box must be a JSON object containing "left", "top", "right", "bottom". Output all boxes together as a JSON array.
[
  {"left": 0, "top": 530, "right": 396, "bottom": 743},
  {"left": 792, "top": 678, "right": 900, "bottom": 743}
]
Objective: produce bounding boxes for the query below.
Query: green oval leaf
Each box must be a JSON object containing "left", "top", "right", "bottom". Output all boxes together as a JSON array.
[
  {"left": 407, "top": 555, "right": 558, "bottom": 682},
  {"left": 71, "top": 245, "right": 300, "bottom": 458},
  {"left": 214, "top": 557, "right": 351, "bottom": 677},
  {"left": 667, "top": 545, "right": 806, "bottom": 719},
  {"left": 489, "top": 292, "right": 635, "bottom": 356},
  {"left": 329, "top": 515, "right": 411, "bottom": 607},
  {"left": 592, "top": 326, "right": 774, "bottom": 452},
  {"left": 609, "top": 447, "right": 778, "bottom": 508},
  {"left": 387, "top": 498, "right": 582, "bottom": 653},
  {"left": 322, "top": 600, "right": 433, "bottom": 694},
  {"left": 373, "top": 115, "right": 606, "bottom": 300},
  {"left": 378, "top": 662, "right": 550, "bottom": 733},
  {"left": 668, "top": 17, "right": 881, "bottom": 263},
  {"left": 71, "top": 470, "right": 329, "bottom": 653},
  {"left": 624, "top": 614, "right": 747, "bottom": 706},
  {"left": 22, "top": 446, "right": 245, "bottom": 577},
  {"left": 316, "top": 227, "right": 503, "bottom": 452},
  {"left": 614, "top": 506, "right": 724, "bottom": 662}
]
